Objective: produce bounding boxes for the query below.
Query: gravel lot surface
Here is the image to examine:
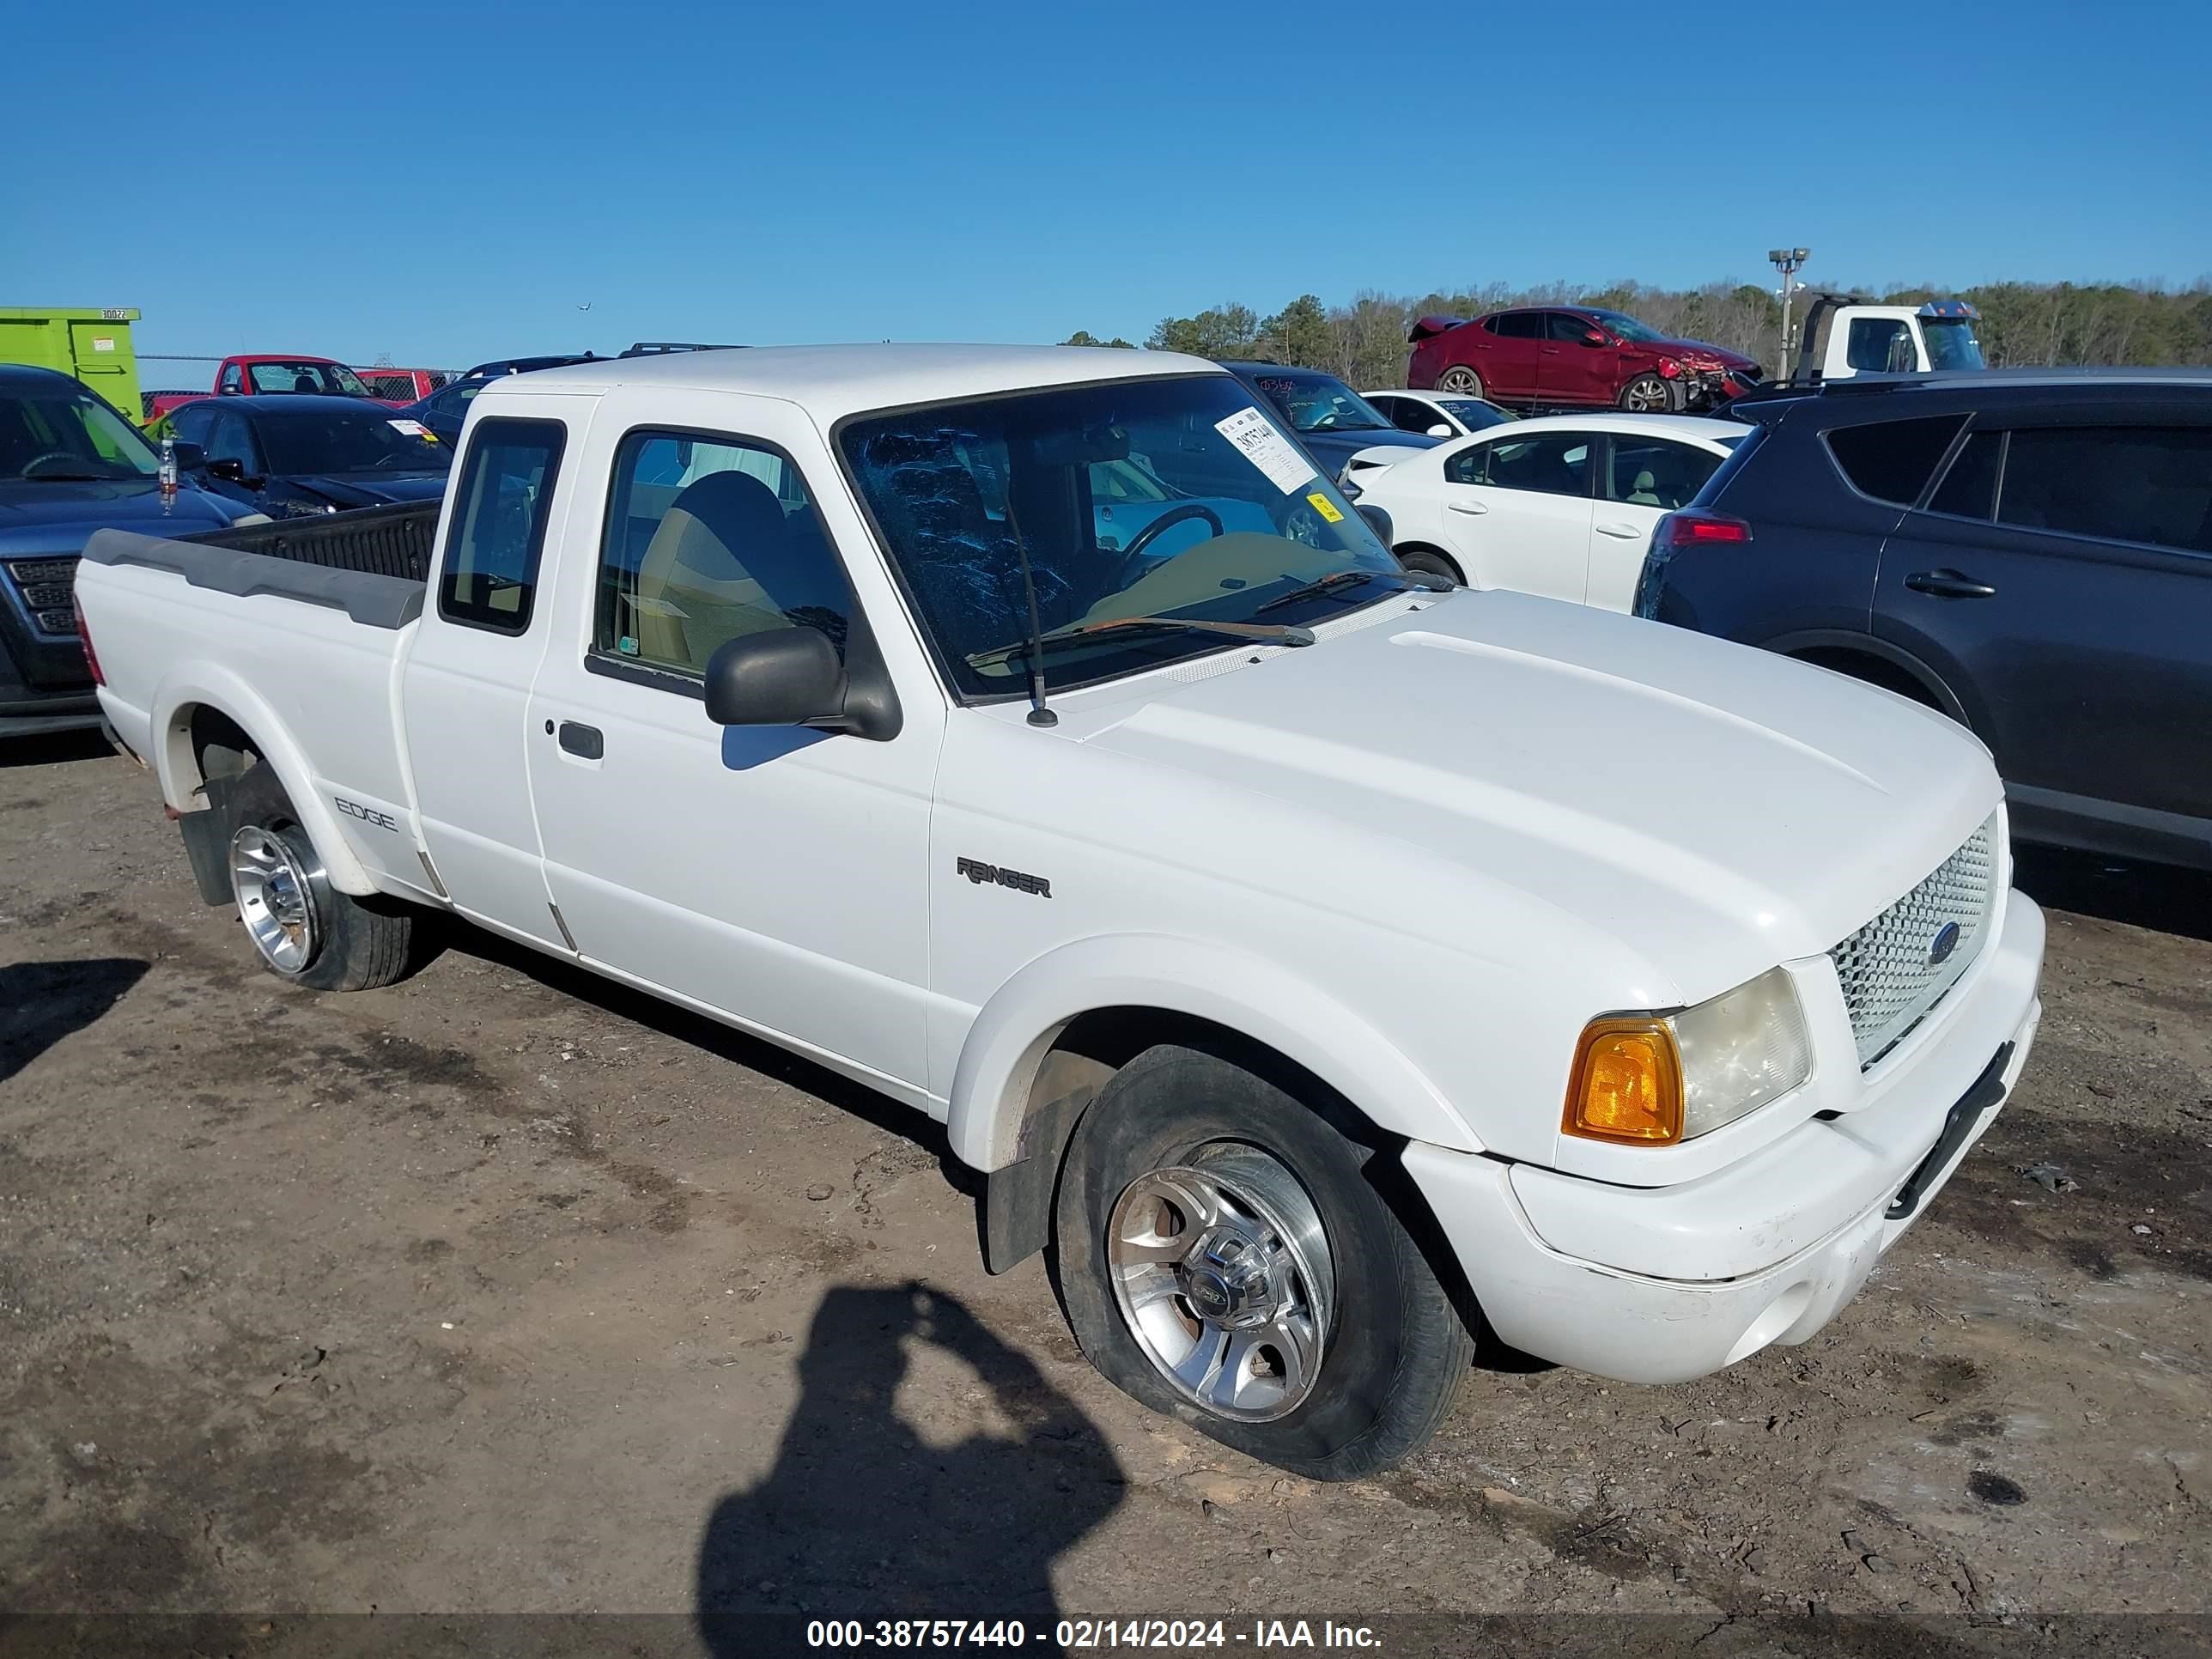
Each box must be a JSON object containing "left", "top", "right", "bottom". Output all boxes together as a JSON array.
[{"left": 2, "top": 734, "right": 2205, "bottom": 1655}]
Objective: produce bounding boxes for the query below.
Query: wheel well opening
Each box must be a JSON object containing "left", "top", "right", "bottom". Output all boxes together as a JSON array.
[
  {"left": 1394, "top": 543, "right": 1465, "bottom": 584},
  {"left": 166, "top": 706, "right": 265, "bottom": 810},
  {"left": 1789, "top": 647, "right": 1942, "bottom": 710}
]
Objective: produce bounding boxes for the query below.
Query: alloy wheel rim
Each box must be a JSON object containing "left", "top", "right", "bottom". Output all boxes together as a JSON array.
[
  {"left": 1626, "top": 377, "right": 1663, "bottom": 410},
  {"left": 1105, "top": 1144, "right": 1334, "bottom": 1422},
  {"left": 230, "top": 823, "right": 319, "bottom": 973}
]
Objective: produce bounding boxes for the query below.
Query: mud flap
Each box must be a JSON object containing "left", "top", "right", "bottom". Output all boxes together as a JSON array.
[
  {"left": 176, "top": 774, "right": 238, "bottom": 908},
  {"left": 980, "top": 1086, "right": 1093, "bottom": 1274}
]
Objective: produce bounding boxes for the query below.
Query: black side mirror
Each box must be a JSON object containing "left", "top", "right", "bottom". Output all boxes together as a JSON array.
[
  {"left": 206, "top": 458, "right": 247, "bottom": 483},
  {"left": 704, "top": 628, "right": 849, "bottom": 729},
  {"left": 171, "top": 441, "right": 207, "bottom": 470}
]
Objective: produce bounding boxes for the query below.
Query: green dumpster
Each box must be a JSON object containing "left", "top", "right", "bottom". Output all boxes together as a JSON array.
[{"left": 0, "top": 307, "right": 146, "bottom": 422}]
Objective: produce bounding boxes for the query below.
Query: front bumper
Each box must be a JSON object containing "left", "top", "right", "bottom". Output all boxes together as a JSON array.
[{"left": 1404, "top": 892, "right": 2045, "bottom": 1385}]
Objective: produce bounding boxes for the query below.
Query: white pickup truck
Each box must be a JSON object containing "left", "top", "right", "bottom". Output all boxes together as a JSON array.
[{"left": 76, "top": 344, "right": 2045, "bottom": 1479}]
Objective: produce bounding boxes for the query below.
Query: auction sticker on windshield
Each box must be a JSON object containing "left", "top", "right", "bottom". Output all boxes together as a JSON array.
[{"left": 1215, "top": 406, "right": 1314, "bottom": 494}]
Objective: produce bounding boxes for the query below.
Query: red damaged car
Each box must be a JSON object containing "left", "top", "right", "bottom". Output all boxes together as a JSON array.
[{"left": 1407, "top": 306, "right": 1762, "bottom": 413}]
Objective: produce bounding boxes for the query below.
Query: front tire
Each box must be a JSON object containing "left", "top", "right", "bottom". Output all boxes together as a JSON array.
[
  {"left": 1436, "top": 366, "right": 1484, "bottom": 398},
  {"left": 1053, "top": 1045, "right": 1471, "bottom": 1480},
  {"left": 1618, "top": 372, "right": 1681, "bottom": 413},
  {"left": 1396, "top": 546, "right": 1464, "bottom": 586},
  {"left": 226, "top": 765, "right": 416, "bottom": 992}
]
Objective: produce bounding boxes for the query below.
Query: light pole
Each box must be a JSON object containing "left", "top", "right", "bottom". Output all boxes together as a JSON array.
[{"left": 1768, "top": 247, "right": 1809, "bottom": 379}]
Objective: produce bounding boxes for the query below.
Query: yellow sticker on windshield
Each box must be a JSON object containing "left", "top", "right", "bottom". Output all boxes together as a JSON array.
[{"left": 1306, "top": 492, "right": 1344, "bottom": 524}]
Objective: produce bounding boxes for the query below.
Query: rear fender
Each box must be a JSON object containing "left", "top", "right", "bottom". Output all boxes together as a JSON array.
[
  {"left": 151, "top": 661, "right": 376, "bottom": 896},
  {"left": 947, "top": 933, "right": 1480, "bottom": 1174}
]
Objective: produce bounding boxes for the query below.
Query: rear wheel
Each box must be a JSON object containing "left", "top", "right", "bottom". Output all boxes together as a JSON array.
[
  {"left": 1053, "top": 1045, "right": 1472, "bottom": 1480},
  {"left": 1397, "top": 545, "right": 1465, "bottom": 586},
  {"left": 1618, "top": 372, "right": 1680, "bottom": 413},
  {"left": 226, "top": 765, "right": 416, "bottom": 991},
  {"left": 1437, "top": 366, "right": 1484, "bottom": 398}
]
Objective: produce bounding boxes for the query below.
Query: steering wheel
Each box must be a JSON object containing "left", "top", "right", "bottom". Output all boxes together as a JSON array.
[
  {"left": 1117, "top": 501, "right": 1225, "bottom": 570},
  {"left": 18, "top": 451, "right": 82, "bottom": 480}
]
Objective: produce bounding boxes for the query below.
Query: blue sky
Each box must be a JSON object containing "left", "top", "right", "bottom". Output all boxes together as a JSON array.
[{"left": 6, "top": 0, "right": 2207, "bottom": 376}]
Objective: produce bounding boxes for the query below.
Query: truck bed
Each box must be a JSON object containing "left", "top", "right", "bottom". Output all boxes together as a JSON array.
[
  {"left": 179, "top": 499, "right": 439, "bottom": 582},
  {"left": 75, "top": 507, "right": 438, "bottom": 897}
]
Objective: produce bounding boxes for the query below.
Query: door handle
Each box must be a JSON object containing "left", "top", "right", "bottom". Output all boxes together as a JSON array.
[
  {"left": 1905, "top": 569, "right": 1996, "bottom": 599},
  {"left": 556, "top": 720, "right": 605, "bottom": 759},
  {"left": 1448, "top": 501, "right": 1488, "bottom": 515},
  {"left": 1595, "top": 521, "right": 1643, "bottom": 538}
]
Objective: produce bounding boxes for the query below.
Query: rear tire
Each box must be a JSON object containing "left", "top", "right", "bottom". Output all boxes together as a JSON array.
[
  {"left": 226, "top": 765, "right": 416, "bottom": 992},
  {"left": 1436, "top": 366, "right": 1484, "bottom": 398},
  {"left": 1397, "top": 546, "right": 1465, "bottom": 586},
  {"left": 1053, "top": 1044, "right": 1472, "bottom": 1480}
]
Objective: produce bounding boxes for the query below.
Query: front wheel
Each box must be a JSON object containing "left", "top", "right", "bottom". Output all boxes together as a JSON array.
[
  {"left": 1618, "top": 372, "right": 1680, "bottom": 413},
  {"left": 1396, "top": 546, "right": 1464, "bottom": 586},
  {"left": 1053, "top": 1045, "right": 1472, "bottom": 1480},
  {"left": 1436, "top": 366, "right": 1484, "bottom": 398}
]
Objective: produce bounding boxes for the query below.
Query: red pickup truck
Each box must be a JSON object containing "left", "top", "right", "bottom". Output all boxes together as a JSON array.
[{"left": 143, "top": 354, "right": 400, "bottom": 423}]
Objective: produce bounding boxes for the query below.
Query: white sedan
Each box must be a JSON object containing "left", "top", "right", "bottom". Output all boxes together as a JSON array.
[
  {"left": 1345, "top": 413, "right": 1747, "bottom": 612},
  {"left": 1361, "top": 387, "right": 1518, "bottom": 439}
]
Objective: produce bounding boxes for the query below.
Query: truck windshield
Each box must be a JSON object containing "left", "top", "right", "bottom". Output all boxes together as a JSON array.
[
  {"left": 247, "top": 361, "right": 374, "bottom": 397},
  {"left": 840, "top": 374, "right": 1407, "bottom": 700},
  {"left": 1923, "top": 320, "right": 1986, "bottom": 371},
  {"left": 259, "top": 410, "right": 449, "bottom": 475},
  {"left": 1243, "top": 372, "right": 1395, "bottom": 434},
  {"left": 0, "top": 390, "right": 161, "bottom": 481}
]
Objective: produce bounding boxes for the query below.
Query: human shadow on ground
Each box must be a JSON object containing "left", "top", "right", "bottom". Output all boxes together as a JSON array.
[
  {"left": 696, "top": 1282, "right": 1123, "bottom": 1650},
  {"left": 0, "top": 957, "right": 149, "bottom": 1085}
]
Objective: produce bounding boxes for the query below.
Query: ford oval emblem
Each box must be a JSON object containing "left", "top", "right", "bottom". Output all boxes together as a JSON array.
[{"left": 1929, "top": 921, "right": 1961, "bottom": 967}]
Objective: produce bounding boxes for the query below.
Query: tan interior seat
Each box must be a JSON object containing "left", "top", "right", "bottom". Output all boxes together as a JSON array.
[{"left": 628, "top": 471, "right": 791, "bottom": 669}]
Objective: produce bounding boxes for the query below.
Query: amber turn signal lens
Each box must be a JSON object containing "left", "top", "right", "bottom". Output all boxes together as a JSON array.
[{"left": 1563, "top": 1018, "right": 1684, "bottom": 1146}]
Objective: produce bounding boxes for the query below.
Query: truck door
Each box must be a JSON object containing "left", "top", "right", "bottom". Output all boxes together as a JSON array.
[
  {"left": 522, "top": 390, "right": 936, "bottom": 1094},
  {"left": 400, "top": 402, "right": 580, "bottom": 950}
]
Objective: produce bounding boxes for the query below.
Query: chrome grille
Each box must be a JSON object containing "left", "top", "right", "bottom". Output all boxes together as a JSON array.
[
  {"left": 5, "top": 556, "right": 81, "bottom": 639},
  {"left": 1829, "top": 813, "right": 1998, "bottom": 1068}
]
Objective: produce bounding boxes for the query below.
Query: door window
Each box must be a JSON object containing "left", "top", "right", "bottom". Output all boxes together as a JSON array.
[
  {"left": 1845, "top": 318, "right": 1916, "bottom": 373},
  {"left": 436, "top": 417, "right": 567, "bottom": 634},
  {"left": 1490, "top": 313, "right": 1542, "bottom": 340},
  {"left": 1546, "top": 313, "right": 1601, "bottom": 343},
  {"left": 217, "top": 362, "right": 243, "bottom": 394},
  {"left": 1825, "top": 415, "right": 1966, "bottom": 506},
  {"left": 595, "top": 429, "right": 852, "bottom": 678},
  {"left": 1450, "top": 433, "right": 1592, "bottom": 495},
  {"left": 1606, "top": 438, "right": 1722, "bottom": 509},
  {"left": 1382, "top": 398, "right": 1441, "bottom": 434},
  {"left": 1926, "top": 428, "right": 2003, "bottom": 520},
  {"left": 1996, "top": 427, "right": 2212, "bottom": 553},
  {"left": 205, "top": 411, "right": 259, "bottom": 473},
  {"left": 168, "top": 403, "right": 215, "bottom": 447}
]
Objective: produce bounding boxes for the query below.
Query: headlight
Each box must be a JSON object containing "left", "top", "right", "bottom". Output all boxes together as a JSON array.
[{"left": 1563, "top": 967, "right": 1809, "bottom": 1146}]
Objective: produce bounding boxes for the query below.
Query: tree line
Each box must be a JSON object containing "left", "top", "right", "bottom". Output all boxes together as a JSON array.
[{"left": 1063, "top": 278, "right": 2212, "bottom": 388}]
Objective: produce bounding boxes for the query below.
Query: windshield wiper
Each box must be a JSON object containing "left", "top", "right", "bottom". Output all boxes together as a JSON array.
[
  {"left": 1254, "top": 568, "right": 1411, "bottom": 614},
  {"left": 967, "top": 614, "right": 1315, "bottom": 669}
]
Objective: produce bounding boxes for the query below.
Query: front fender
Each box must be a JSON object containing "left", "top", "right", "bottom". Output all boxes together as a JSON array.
[
  {"left": 946, "top": 933, "right": 1482, "bottom": 1173},
  {"left": 150, "top": 661, "right": 376, "bottom": 896}
]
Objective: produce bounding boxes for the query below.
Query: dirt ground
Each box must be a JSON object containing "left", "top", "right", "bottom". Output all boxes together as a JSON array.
[{"left": 2, "top": 734, "right": 2207, "bottom": 1654}]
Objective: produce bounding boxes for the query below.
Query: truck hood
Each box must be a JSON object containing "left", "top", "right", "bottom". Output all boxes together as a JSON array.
[
  {"left": 1083, "top": 590, "right": 2001, "bottom": 1003},
  {"left": 0, "top": 478, "right": 241, "bottom": 553}
]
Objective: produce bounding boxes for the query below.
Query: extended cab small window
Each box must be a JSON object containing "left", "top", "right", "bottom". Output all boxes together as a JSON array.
[
  {"left": 593, "top": 429, "right": 852, "bottom": 679},
  {"left": 437, "top": 417, "right": 567, "bottom": 635}
]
